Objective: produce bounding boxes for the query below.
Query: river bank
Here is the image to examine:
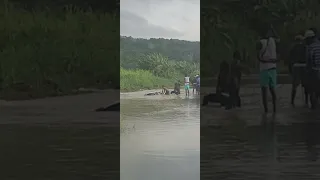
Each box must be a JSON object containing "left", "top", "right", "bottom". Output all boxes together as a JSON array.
[{"left": 0, "top": 89, "right": 119, "bottom": 124}]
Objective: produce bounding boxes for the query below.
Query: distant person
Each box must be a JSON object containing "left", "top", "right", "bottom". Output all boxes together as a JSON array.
[
  {"left": 193, "top": 75, "right": 200, "bottom": 95},
  {"left": 305, "top": 29, "right": 320, "bottom": 109},
  {"left": 161, "top": 85, "right": 170, "bottom": 95},
  {"left": 172, "top": 81, "right": 180, "bottom": 95},
  {"left": 195, "top": 75, "right": 200, "bottom": 95},
  {"left": 184, "top": 74, "right": 190, "bottom": 96},
  {"left": 256, "top": 26, "right": 280, "bottom": 113},
  {"left": 288, "top": 33, "right": 309, "bottom": 106},
  {"left": 192, "top": 77, "right": 197, "bottom": 94}
]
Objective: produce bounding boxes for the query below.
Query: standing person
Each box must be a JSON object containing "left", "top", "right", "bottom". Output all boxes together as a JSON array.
[
  {"left": 184, "top": 74, "right": 190, "bottom": 96},
  {"left": 305, "top": 29, "right": 320, "bottom": 109},
  {"left": 229, "top": 50, "right": 250, "bottom": 107},
  {"left": 216, "top": 61, "right": 233, "bottom": 110},
  {"left": 192, "top": 76, "right": 197, "bottom": 94},
  {"left": 196, "top": 75, "right": 200, "bottom": 95},
  {"left": 288, "top": 33, "right": 309, "bottom": 106},
  {"left": 216, "top": 61, "right": 230, "bottom": 95},
  {"left": 256, "top": 26, "right": 280, "bottom": 113}
]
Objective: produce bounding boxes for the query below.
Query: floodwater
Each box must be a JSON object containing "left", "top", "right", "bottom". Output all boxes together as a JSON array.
[
  {"left": 201, "top": 85, "right": 320, "bottom": 179},
  {"left": 0, "top": 90, "right": 120, "bottom": 179},
  {"left": 120, "top": 89, "right": 200, "bottom": 180}
]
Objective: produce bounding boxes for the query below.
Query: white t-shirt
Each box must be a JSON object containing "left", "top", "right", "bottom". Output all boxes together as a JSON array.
[
  {"left": 259, "top": 37, "right": 277, "bottom": 71},
  {"left": 184, "top": 77, "right": 190, "bottom": 85}
]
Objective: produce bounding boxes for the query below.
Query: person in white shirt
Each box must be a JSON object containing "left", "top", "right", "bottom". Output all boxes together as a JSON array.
[
  {"left": 184, "top": 74, "right": 190, "bottom": 96},
  {"left": 256, "top": 26, "right": 279, "bottom": 113}
]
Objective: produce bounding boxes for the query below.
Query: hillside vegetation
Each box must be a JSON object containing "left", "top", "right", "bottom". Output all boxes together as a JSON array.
[{"left": 120, "top": 37, "right": 200, "bottom": 91}]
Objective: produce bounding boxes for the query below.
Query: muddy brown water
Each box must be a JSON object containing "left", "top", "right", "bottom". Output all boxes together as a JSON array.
[
  {"left": 0, "top": 90, "right": 119, "bottom": 179},
  {"left": 201, "top": 84, "right": 320, "bottom": 179},
  {"left": 120, "top": 89, "right": 200, "bottom": 180},
  {"left": 1, "top": 84, "right": 320, "bottom": 179}
]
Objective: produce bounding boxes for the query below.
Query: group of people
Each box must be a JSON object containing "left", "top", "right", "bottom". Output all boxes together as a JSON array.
[
  {"left": 255, "top": 26, "right": 320, "bottom": 112},
  {"left": 145, "top": 74, "right": 200, "bottom": 96},
  {"left": 288, "top": 28, "right": 320, "bottom": 110},
  {"left": 203, "top": 26, "right": 320, "bottom": 113},
  {"left": 184, "top": 74, "right": 200, "bottom": 96}
]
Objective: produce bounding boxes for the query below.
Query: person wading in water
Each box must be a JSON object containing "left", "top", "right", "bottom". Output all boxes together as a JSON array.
[
  {"left": 256, "top": 26, "right": 280, "bottom": 113},
  {"left": 229, "top": 50, "right": 250, "bottom": 108},
  {"left": 184, "top": 74, "right": 190, "bottom": 96},
  {"left": 288, "top": 33, "right": 309, "bottom": 106},
  {"left": 305, "top": 29, "right": 320, "bottom": 109}
]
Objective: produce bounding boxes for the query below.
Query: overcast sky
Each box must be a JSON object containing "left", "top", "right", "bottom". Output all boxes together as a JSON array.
[{"left": 120, "top": 0, "right": 199, "bottom": 41}]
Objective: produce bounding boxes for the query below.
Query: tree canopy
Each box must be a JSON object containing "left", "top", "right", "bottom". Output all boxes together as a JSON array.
[
  {"left": 202, "top": 0, "right": 320, "bottom": 75},
  {"left": 120, "top": 36, "right": 200, "bottom": 69}
]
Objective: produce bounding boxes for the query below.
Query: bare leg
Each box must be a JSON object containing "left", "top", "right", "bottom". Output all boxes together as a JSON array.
[
  {"left": 269, "top": 86, "right": 277, "bottom": 113},
  {"left": 291, "top": 84, "right": 297, "bottom": 106},
  {"left": 261, "top": 87, "right": 268, "bottom": 113}
]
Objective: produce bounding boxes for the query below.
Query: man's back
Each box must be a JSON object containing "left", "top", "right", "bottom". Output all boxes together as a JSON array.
[
  {"left": 290, "top": 43, "right": 306, "bottom": 64},
  {"left": 308, "top": 41, "right": 320, "bottom": 69}
]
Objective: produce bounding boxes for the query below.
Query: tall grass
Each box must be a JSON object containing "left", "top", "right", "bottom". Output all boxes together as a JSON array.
[
  {"left": 120, "top": 68, "right": 174, "bottom": 91},
  {"left": 0, "top": 3, "right": 119, "bottom": 96}
]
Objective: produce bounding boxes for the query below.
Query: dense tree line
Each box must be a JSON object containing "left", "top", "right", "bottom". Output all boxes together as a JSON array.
[
  {"left": 202, "top": 0, "right": 320, "bottom": 75},
  {"left": 0, "top": 0, "right": 119, "bottom": 99},
  {"left": 4, "top": 0, "right": 119, "bottom": 14},
  {"left": 120, "top": 36, "right": 200, "bottom": 69}
]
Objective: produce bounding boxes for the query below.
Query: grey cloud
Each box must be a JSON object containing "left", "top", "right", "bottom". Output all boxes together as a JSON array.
[{"left": 120, "top": 10, "right": 184, "bottom": 38}]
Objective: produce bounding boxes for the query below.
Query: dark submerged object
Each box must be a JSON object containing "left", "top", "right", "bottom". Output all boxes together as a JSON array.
[
  {"left": 170, "top": 90, "right": 179, "bottom": 95},
  {"left": 202, "top": 93, "right": 229, "bottom": 107},
  {"left": 95, "top": 102, "right": 120, "bottom": 111},
  {"left": 145, "top": 92, "right": 161, "bottom": 96}
]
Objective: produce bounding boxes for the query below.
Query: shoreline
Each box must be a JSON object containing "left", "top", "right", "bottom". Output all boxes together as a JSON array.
[
  {"left": 0, "top": 87, "right": 119, "bottom": 101},
  {"left": 120, "top": 85, "right": 188, "bottom": 93}
]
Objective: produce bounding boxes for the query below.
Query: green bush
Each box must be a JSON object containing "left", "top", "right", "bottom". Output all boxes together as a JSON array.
[
  {"left": 120, "top": 68, "right": 174, "bottom": 91},
  {"left": 0, "top": 4, "right": 119, "bottom": 94}
]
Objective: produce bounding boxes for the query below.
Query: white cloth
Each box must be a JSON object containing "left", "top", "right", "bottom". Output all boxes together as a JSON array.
[
  {"left": 184, "top": 77, "right": 190, "bottom": 85},
  {"left": 259, "top": 37, "right": 277, "bottom": 71}
]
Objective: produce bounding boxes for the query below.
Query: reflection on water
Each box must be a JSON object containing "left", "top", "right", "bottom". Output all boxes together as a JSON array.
[
  {"left": 0, "top": 91, "right": 120, "bottom": 179},
  {"left": 201, "top": 85, "right": 320, "bottom": 179},
  {"left": 121, "top": 90, "right": 200, "bottom": 180},
  {"left": 0, "top": 124, "right": 119, "bottom": 179}
]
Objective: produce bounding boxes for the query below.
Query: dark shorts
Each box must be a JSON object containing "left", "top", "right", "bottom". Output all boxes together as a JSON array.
[
  {"left": 308, "top": 69, "right": 320, "bottom": 93},
  {"left": 292, "top": 66, "right": 307, "bottom": 87}
]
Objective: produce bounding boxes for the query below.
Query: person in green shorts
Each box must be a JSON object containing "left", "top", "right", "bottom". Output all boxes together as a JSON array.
[
  {"left": 184, "top": 74, "right": 190, "bottom": 96},
  {"left": 257, "top": 26, "right": 279, "bottom": 113}
]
